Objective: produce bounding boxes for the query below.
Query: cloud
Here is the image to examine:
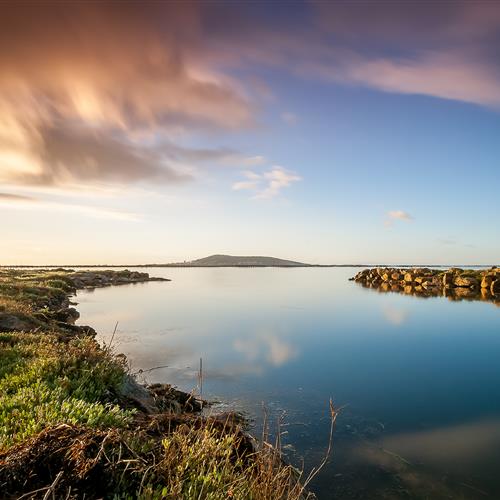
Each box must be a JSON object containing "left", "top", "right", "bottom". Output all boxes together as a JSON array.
[
  {"left": 3, "top": 124, "right": 191, "bottom": 187},
  {"left": 342, "top": 53, "right": 500, "bottom": 108},
  {"left": 2, "top": 1, "right": 500, "bottom": 198},
  {"left": 205, "top": 2, "right": 500, "bottom": 110},
  {"left": 384, "top": 210, "right": 414, "bottom": 227},
  {"left": 0, "top": 193, "right": 140, "bottom": 221},
  {"left": 0, "top": 192, "right": 36, "bottom": 202},
  {"left": 232, "top": 167, "right": 302, "bottom": 199},
  {"left": 0, "top": 2, "right": 256, "bottom": 190},
  {"left": 303, "top": 2, "right": 500, "bottom": 108},
  {"left": 388, "top": 210, "right": 413, "bottom": 221}
]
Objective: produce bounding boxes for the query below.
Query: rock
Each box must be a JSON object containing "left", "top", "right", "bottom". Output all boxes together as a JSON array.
[
  {"left": 442, "top": 272, "right": 454, "bottom": 287},
  {"left": 492, "top": 280, "right": 500, "bottom": 295},
  {"left": 415, "top": 276, "right": 434, "bottom": 284},
  {"left": 0, "top": 313, "right": 37, "bottom": 331},
  {"left": 52, "top": 307, "right": 80, "bottom": 323},
  {"left": 120, "top": 375, "right": 157, "bottom": 414},
  {"left": 404, "top": 273, "right": 414, "bottom": 283},
  {"left": 422, "top": 281, "right": 437, "bottom": 290},
  {"left": 482, "top": 275, "right": 494, "bottom": 288},
  {"left": 454, "top": 276, "right": 479, "bottom": 288}
]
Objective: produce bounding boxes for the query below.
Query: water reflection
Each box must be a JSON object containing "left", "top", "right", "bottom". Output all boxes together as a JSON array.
[
  {"left": 75, "top": 267, "right": 500, "bottom": 499},
  {"left": 348, "top": 418, "right": 500, "bottom": 499},
  {"left": 359, "top": 277, "right": 500, "bottom": 307},
  {"left": 382, "top": 305, "right": 410, "bottom": 326},
  {"left": 233, "top": 330, "right": 298, "bottom": 367}
]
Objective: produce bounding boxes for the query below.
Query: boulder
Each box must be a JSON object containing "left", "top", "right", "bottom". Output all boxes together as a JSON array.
[
  {"left": 415, "top": 276, "right": 434, "bottom": 284},
  {"left": 0, "top": 313, "right": 38, "bottom": 331},
  {"left": 481, "top": 275, "right": 494, "bottom": 288},
  {"left": 442, "top": 272, "right": 454, "bottom": 287},
  {"left": 492, "top": 280, "right": 500, "bottom": 295},
  {"left": 454, "top": 276, "right": 479, "bottom": 288},
  {"left": 422, "top": 281, "right": 437, "bottom": 290}
]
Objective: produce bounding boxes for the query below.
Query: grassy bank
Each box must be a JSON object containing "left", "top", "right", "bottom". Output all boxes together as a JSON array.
[{"left": 0, "top": 269, "right": 312, "bottom": 499}]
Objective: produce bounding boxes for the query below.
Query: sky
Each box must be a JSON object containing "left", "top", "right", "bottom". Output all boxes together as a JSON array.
[{"left": 0, "top": 0, "right": 499, "bottom": 265}]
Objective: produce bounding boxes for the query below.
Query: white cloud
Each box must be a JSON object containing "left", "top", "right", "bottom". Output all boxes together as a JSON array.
[
  {"left": 232, "top": 180, "right": 259, "bottom": 191},
  {"left": 233, "top": 166, "right": 301, "bottom": 199},
  {"left": 388, "top": 210, "right": 414, "bottom": 221},
  {"left": 0, "top": 195, "right": 140, "bottom": 221}
]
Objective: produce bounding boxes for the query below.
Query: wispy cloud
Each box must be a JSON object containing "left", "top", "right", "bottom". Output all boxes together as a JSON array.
[
  {"left": 0, "top": 192, "right": 36, "bottom": 202},
  {"left": 232, "top": 167, "right": 302, "bottom": 199},
  {"left": 0, "top": 194, "right": 140, "bottom": 222},
  {"left": 385, "top": 210, "right": 414, "bottom": 227},
  {"left": 388, "top": 210, "right": 413, "bottom": 221},
  {"left": 0, "top": 3, "right": 256, "bottom": 192}
]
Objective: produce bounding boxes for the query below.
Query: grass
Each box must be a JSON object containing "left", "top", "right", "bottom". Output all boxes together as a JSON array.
[
  {"left": 0, "top": 269, "right": 319, "bottom": 499},
  {"left": 0, "top": 332, "right": 134, "bottom": 449}
]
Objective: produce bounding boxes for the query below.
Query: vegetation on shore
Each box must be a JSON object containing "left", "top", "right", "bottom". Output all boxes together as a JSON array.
[{"left": 0, "top": 269, "right": 313, "bottom": 499}]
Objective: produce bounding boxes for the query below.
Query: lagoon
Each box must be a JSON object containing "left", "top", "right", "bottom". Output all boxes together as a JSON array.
[{"left": 76, "top": 267, "right": 500, "bottom": 499}]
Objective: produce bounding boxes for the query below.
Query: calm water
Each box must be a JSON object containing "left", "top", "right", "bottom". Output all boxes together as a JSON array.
[{"left": 76, "top": 268, "right": 500, "bottom": 499}]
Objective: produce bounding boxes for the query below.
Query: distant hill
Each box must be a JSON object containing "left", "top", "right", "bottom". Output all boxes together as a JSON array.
[{"left": 168, "top": 254, "right": 309, "bottom": 267}]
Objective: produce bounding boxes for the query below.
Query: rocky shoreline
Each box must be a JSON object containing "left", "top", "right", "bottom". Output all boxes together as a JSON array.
[
  {"left": 0, "top": 268, "right": 307, "bottom": 499},
  {"left": 350, "top": 267, "right": 500, "bottom": 305},
  {"left": 0, "top": 269, "right": 169, "bottom": 334}
]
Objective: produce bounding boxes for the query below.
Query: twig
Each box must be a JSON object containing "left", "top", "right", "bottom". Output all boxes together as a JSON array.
[
  {"left": 133, "top": 364, "right": 169, "bottom": 375},
  {"left": 198, "top": 357, "right": 203, "bottom": 400},
  {"left": 301, "top": 399, "right": 338, "bottom": 491},
  {"left": 42, "top": 471, "right": 64, "bottom": 500},
  {"left": 107, "top": 321, "right": 119, "bottom": 351}
]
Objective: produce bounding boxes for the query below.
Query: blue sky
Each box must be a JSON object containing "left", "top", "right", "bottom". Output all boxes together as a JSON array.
[{"left": 0, "top": 1, "right": 499, "bottom": 265}]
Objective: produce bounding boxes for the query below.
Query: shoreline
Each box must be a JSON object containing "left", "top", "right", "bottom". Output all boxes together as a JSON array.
[
  {"left": 0, "top": 268, "right": 311, "bottom": 499},
  {"left": 3, "top": 264, "right": 498, "bottom": 269}
]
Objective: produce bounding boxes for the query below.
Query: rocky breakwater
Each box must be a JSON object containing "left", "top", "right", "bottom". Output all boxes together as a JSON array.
[
  {"left": 70, "top": 269, "right": 170, "bottom": 289},
  {"left": 350, "top": 267, "right": 500, "bottom": 306}
]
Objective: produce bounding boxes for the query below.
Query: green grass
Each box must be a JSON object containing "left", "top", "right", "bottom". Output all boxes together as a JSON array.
[{"left": 0, "top": 332, "right": 134, "bottom": 449}]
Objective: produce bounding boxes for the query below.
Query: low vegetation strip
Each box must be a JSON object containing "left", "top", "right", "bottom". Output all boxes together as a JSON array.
[
  {"left": 0, "top": 269, "right": 312, "bottom": 499},
  {"left": 351, "top": 267, "right": 500, "bottom": 305}
]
